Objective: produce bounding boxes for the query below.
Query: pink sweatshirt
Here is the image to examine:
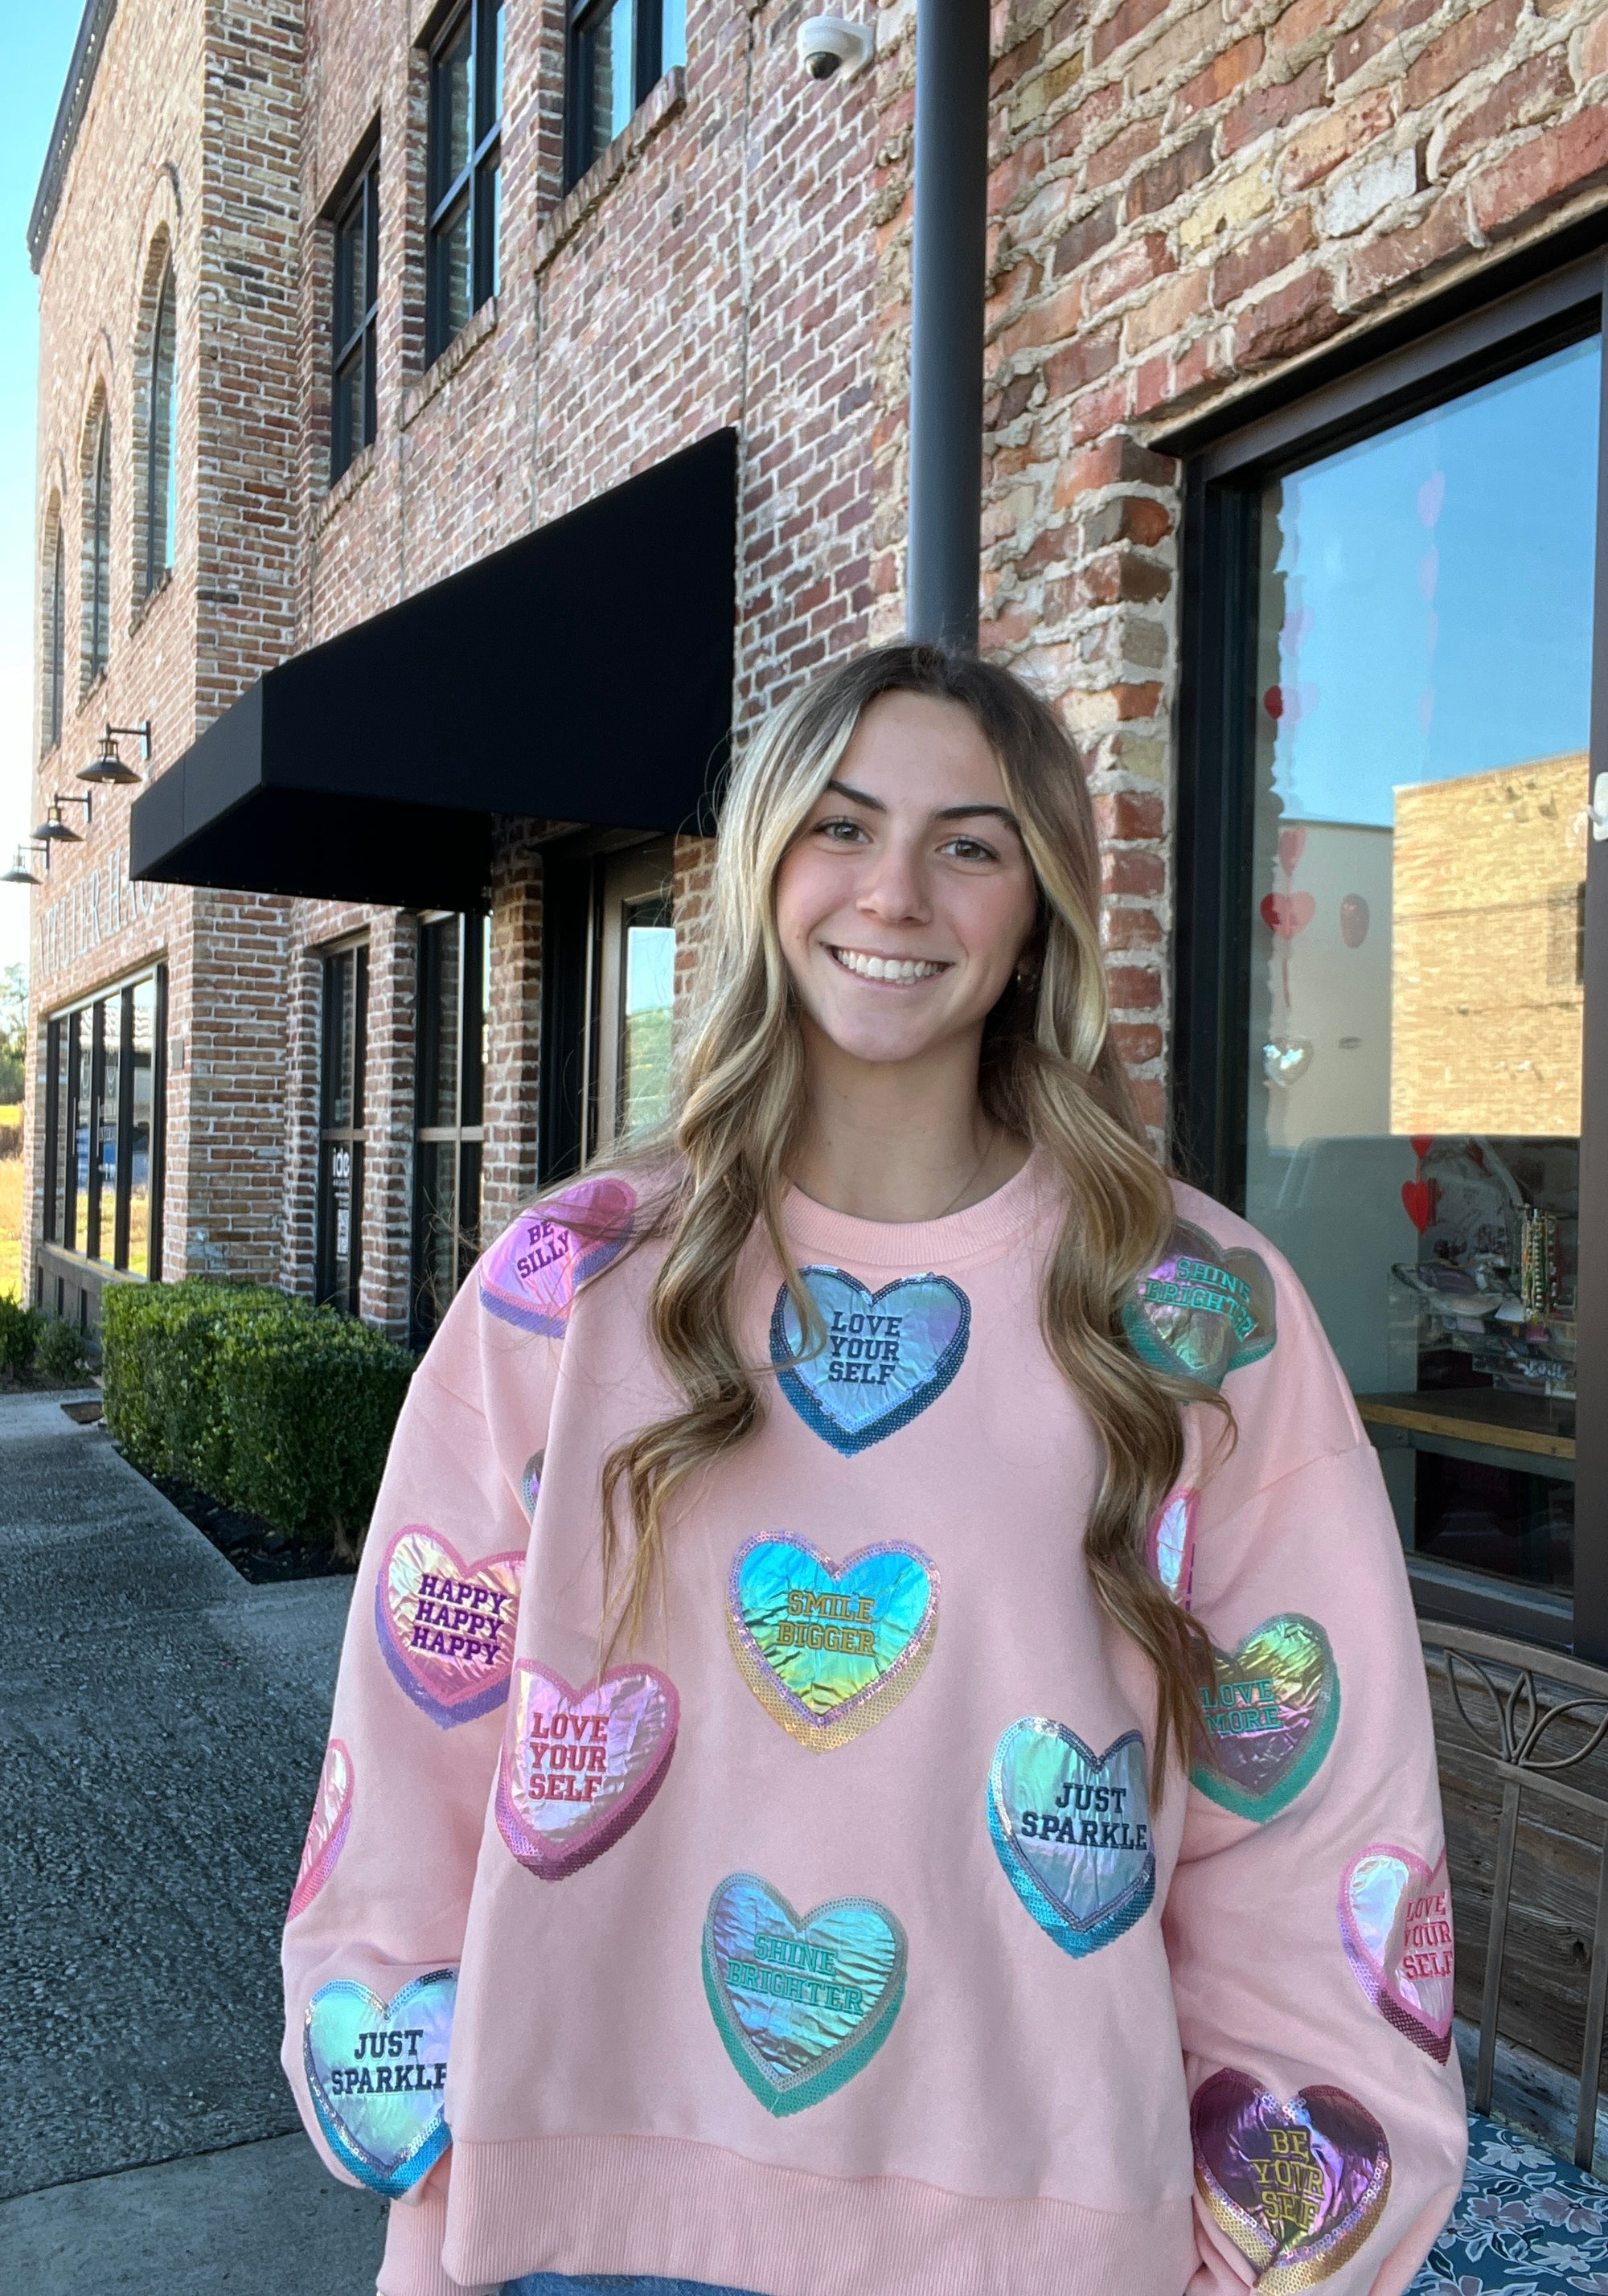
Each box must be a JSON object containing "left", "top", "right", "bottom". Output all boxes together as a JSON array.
[{"left": 281, "top": 1154, "right": 1466, "bottom": 2296}]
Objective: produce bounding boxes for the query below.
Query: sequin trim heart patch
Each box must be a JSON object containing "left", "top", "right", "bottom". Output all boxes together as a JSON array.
[
  {"left": 1147, "top": 1486, "right": 1198, "bottom": 1608},
  {"left": 1192, "top": 1613, "right": 1339, "bottom": 1822},
  {"left": 519, "top": 1452, "right": 544, "bottom": 1518},
  {"left": 1123, "top": 1220, "right": 1277, "bottom": 1389},
  {"left": 478, "top": 1178, "right": 635, "bottom": 1336},
  {"left": 1339, "top": 1843, "right": 1454, "bottom": 2064},
  {"left": 496, "top": 1660, "right": 679, "bottom": 1880},
  {"left": 288, "top": 1739, "right": 354, "bottom": 1921},
  {"left": 727, "top": 1533, "right": 939, "bottom": 1752},
  {"left": 304, "top": 1968, "right": 457, "bottom": 2199},
  {"left": 374, "top": 1527, "right": 523, "bottom": 1729},
  {"left": 771, "top": 1267, "right": 970, "bottom": 1456},
  {"left": 988, "top": 1721, "right": 1155, "bottom": 1956},
  {"left": 703, "top": 1873, "right": 906, "bottom": 2117},
  {"left": 1192, "top": 2068, "right": 1392, "bottom": 2290}
]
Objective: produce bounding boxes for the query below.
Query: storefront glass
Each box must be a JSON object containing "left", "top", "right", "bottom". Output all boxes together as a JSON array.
[
  {"left": 412, "top": 912, "right": 488, "bottom": 1345},
  {"left": 43, "top": 968, "right": 166, "bottom": 1277},
  {"left": 317, "top": 943, "right": 367, "bottom": 1314},
  {"left": 1244, "top": 337, "right": 1598, "bottom": 1594}
]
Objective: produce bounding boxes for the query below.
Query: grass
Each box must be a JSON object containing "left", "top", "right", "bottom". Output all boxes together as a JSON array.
[{"left": 0, "top": 1157, "right": 23, "bottom": 1302}]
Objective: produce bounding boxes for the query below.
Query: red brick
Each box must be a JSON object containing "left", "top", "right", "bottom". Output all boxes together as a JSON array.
[
  {"left": 1102, "top": 848, "right": 1167, "bottom": 896},
  {"left": 1334, "top": 0, "right": 1438, "bottom": 85},
  {"left": 1124, "top": 267, "right": 1209, "bottom": 353},
  {"left": 1404, "top": 0, "right": 1523, "bottom": 110},
  {"left": 1343, "top": 192, "right": 1469, "bottom": 301},
  {"left": 1106, "top": 963, "right": 1164, "bottom": 1011},
  {"left": 1102, "top": 904, "right": 1166, "bottom": 950},
  {"left": 1581, "top": 10, "right": 1608, "bottom": 84},
  {"left": 1176, "top": 33, "right": 1265, "bottom": 123},
  {"left": 1097, "top": 789, "right": 1166, "bottom": 841},
  {"left": 1042, "top": 323, "right": 1122, "bottom": 396},
  {"left": 1220, "top": 55, "right": 1327, "bottom": 153},
  {"left": 1267, "top": 0, "right": 1343, "bottom": 58},
  {"left": 1111, "top": 1022, "right": 1165, "bottom": 1062},
  {"left": 1233, "top": 264, "right": 1340, "bottom": 365},
  {"left": 1084, "top": 232, "right": 1175, "bottom": 312},
  {"left": 1092, "top": 0, "right": 1171, "bottom": 68},
  {"left": 1129, "top": 1076, "right": 1167, "bottom": 1130},
  {"left": 1434, "top": 46, "right": 1574, "bottom": 182},
  {"left": 1086, "top": 117, "right": 1163, "bottom": 190},
  {"left": 1211, "top": 207, "right": 1315, "bottom": 306},
  {"left": 1052, "top": 198, "right": 1120, "bottom": 275},
  {"left": 1470, "top": 103, "right": 1608, "bottom": 236},
  {"left": 1126, "top": 130, "right": 1215, "bottom": 216},
  {"left": 1280, "top": 88, "right": 1396, "bottom": 190}
]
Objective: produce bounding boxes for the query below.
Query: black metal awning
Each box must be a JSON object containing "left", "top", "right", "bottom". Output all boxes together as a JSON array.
[{"left": 129, "top": 428, "right": 737, "bottom": 912}]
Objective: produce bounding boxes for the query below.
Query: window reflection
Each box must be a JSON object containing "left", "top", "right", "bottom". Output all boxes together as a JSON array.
[{"left": 1245, "top": 336, "right": 1598, "bottom": 1595}]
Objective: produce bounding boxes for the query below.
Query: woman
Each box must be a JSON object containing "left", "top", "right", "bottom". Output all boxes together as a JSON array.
[{"left": 282, "top": 643, "right": 1466, "bottom": 2296}]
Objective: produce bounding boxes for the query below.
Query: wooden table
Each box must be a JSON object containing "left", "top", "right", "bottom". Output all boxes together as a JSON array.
[{"left": 1356, "top": 1390, "right": 1577, "bottom": 1481}]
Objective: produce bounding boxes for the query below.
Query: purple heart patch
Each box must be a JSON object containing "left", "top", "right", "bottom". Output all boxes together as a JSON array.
[
  {"left": 1192, "top": 2068, "right": 1391, "bottom": 2290},
  {"left": 478, "top": 1178, "right": 635, "bottom": 1336},
  {"left": 374, "top": 1527, "right": 523, "bottom": 1728}
]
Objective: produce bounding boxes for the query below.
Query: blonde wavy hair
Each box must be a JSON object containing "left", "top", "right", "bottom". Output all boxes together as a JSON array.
[{"left": 587, "top": 642, "right": 1216, "bottom": 1792}]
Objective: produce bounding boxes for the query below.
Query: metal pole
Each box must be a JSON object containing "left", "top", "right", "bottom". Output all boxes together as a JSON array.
[{"left": 906, "top": 0, "right": 989, "bottom": 654}]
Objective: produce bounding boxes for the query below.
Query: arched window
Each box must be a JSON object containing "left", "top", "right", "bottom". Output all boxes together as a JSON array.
[
  {"left": 81, "top": 396, "right": 110, "bottom": 688},
  {"left": 41, "top": 496, "right": 64, "bottom": 752},
  {"left": 142, "top": 260, "right": 177, "bottom": 597}
]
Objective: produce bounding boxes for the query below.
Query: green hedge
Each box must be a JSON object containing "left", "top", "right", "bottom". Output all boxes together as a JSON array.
[{"left": 102, "top": 1279, "right": 415, "bottom": 1552}]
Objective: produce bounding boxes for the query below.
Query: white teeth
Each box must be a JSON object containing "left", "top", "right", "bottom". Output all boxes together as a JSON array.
[{"left": 831, "top": 947, "right": 945, "bottom": 984}]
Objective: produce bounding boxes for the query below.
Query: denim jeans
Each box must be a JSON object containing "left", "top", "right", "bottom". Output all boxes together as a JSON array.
[{"left": 500, "top": 2280, "right": 760, "bottom": 2295}]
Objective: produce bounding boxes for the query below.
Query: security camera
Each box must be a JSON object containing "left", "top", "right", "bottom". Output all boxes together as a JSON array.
[{"left": 798, "top": 15, "right": 874, "bottom": 80}]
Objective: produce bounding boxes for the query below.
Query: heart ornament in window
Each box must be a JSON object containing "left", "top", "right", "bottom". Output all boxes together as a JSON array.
[
  {"left": 1122, "top": 1220, "right": 1277, "bottom": 1389},
  {"left": 1339, "top": 1843, "right": 1454, "bottom": 2063},
  {"left": 303, "top": 1967, "right": 457, "bottom": 2199},
  {"left": 1192, "top": 2068, "right": 1391, "bottom": 2291},
  {"left": 478, "top": 1178, "right": 635, "bottom": 1336}
]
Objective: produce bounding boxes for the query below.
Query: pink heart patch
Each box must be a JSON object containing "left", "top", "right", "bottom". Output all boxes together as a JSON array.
[
  {"left": 497, "top": 1661, "right": 679, "bottom": 1880},
  {"left": 375, "top": 1527, "right": 523, "bottom": 1728},
  {"left": 1339, "top": 1843, "right": 1454, "bottom": 2063},
  {"left": 1192, "top": 2069, "right": 1392, "bottom": 2290},
  {"left": 478, "top": 1179, "right": 635, "bottom": 1336},
  {"left": 289, "top": 1739, "right": 354, "bottom": 1921}
]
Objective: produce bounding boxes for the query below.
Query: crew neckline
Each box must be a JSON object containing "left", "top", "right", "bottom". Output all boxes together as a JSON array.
[{"left": 781, "top": 1149, "right": 1052, "bottom": 1269}]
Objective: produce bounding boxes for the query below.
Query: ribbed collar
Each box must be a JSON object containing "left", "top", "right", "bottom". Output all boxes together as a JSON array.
[{"left": 781, "top": 1149, "right": 1053, "bottom": 1269}]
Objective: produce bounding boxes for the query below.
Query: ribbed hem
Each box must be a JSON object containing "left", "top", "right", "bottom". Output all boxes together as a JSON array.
[
  {"left": 379, "top": 2183, "right": 498, "bottom": 2296},
  {"left": 781, "top": 1150, "right": 1052, "bottom": 1269},
  {"left": 440, "top": 2133, "right": 1199, "bottom": 2296}
]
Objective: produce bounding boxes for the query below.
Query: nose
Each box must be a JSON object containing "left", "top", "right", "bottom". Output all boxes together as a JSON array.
[{"left": 857, "top": 834, "right": 930, "bottom": 926}]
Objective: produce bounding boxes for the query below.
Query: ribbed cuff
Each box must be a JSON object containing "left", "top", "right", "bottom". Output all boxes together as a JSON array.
[{"left": 378, "top": 2180, "right": 498, "bottom": 2296}]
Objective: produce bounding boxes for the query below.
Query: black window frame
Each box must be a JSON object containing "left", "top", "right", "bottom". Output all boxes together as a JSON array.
[
  {"left": 330, "top": 147, "right": 379, "bottom": 484},
  {"left": 316, "top": 941, "right": 369, "bottom": 1315},
  {"left": 84, "top": 403, "right": 110, "bottom": 687},
  {"left": 425, "top": 0, "right": 503, "bottom": 367},
  {"left": 141, "top": 259, "right": 177, "bottom": 600},
  {"left": 42, "top": 966, "right": 167, "bottom": 1279},
  {"left": 1170, "top": 245, "right": 1608, "bottom": 1662},
  {"left": 411, "top": 910, "right": 489, "bottom": 1347},
  {"left": 565, "top": 0, "right": 674, "bottom": 187}
]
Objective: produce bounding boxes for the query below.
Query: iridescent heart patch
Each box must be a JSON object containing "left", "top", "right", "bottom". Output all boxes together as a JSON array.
[
  {"left": 770, "top": 1267, "right": 970, "bottom": 1456},
  {"left": 727, "top": 1533, "right": 939, "bottom": 1752},
  {"left": 497, "top": 1660, "right": 679, "bottom": 1880},
  {"left": 988, "top": 1721, "right": 1154, "bottom": 1956},
  {"left": 288, "top": 1739, "right": 354, "bottom": 1921},
  {"left": 375, "top": 1527, "right": 523, "bottom": 1728},
  {"left": 1147, "top": 1486, "right": 1198, "bottom": 1607},
  {"left": 478, "top": 1178, "right": 635, "bottom": 1336},
  {"left": 703, "top": 1874, "right": 906, "bottom": 2116},
  {"left": 1123, "top": 1220, "right": 1277, "bottom": 1389},
  {"left": 1339, "top": 1843, "right": 1454, "bottom": 2064},
  {"left": 304, "top": 1967, "right": 457, "bottom": 2199},
  {"left": 520, "top": 1452, "right": 544, "bottom": 1518},
  {"left": 1192, "top": 1613, "right": 1339, "bottom": 1822},
  {"left": 1192, "top": 2069, "right": 1391, "bottom": 2290}
]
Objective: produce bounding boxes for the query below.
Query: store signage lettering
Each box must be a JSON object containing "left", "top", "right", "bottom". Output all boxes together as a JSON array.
[{"left": 36, "top": 847, "right": 166, "bottom": 984}]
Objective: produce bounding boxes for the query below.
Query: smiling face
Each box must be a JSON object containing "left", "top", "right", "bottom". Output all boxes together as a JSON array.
[{"left": 773, "top": 690, "right": 1040, "bottom": 1073}]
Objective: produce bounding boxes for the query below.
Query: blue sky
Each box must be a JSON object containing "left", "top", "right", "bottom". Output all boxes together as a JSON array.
[{"left": 1, "top": 2, "right": 87, "bottom": 975}]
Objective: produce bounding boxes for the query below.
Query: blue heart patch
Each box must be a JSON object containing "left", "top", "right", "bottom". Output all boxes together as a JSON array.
[
  {"left": 988, "top": 1721, "right": 1155, "bottom": 1956},
  {"left": 703, "top": 1873, "right": 906, "bottom": 2116},
  {"left": 770, "top": 1267, "right": 970, "bottom": 1456},
  {"left": 303, "top": 1968, "right": 456, "bottom": 2197}
]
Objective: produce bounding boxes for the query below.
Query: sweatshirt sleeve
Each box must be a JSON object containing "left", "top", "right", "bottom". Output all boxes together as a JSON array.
[
  {"left": 278, "top": 1181, "right": 634, "bottom": 2228},
  {"left": 1151, "top": 1195, "right": 1468, "bottom": 2296}
]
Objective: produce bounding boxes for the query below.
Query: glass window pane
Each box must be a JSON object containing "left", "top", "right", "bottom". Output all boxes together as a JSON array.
[
  {"left": 432, "top": 194, "right": 472, "bottom": 349},
  {"left": 589, "top": 0, "right": 636, "bottom": 158},
  {"left": 433, "top": 15, "right": 473, "bottom": 199},
  {"left": 1243, "top": 335, "right": 1598, "bottom": 1598},
  {"left": 334, "top": 201, "right": 363, "bottom": 351},
  {"left": 618, "top": 896, "right": 675, "bottom": 1138},
  {"left": 127, "top": 981, "right": 155, "bottom": 1279},
  {"left": 478, "top": 150, "right": 500, "bottom": 307},
  {"left": 662, "top": 0, "right": 686, "bottom": 71},
  {"left": 69, "top": 1013, "right": 87, "bottom": 1254},
  {"left": 94, "top": 999, "right": 118, "bottom": 1263},
  {"left": 417, "top": 1140, "right": 459, "bottom": 1330},
  {"left": 483, "top": 0, "right": 506, "bottom": 135},
  {"left": 431, "top": 919, "right": 461, "bottom": 1129}
]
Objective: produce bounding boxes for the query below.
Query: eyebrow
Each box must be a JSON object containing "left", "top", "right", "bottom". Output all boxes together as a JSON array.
[{"left": 823, "top": 779, "right": 1022, "bottom": 830}]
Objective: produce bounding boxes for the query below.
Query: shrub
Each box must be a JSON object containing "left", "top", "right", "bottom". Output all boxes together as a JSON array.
[
  {"left": 102, "top": 1279, "right": 414, "bottom": 1555},
  {"left": 221, "top": 1314, "right": 416, "bottom": 1557},
  {"left": 35, "top": 1314, "right": 90, "bottom": 1384},
  {"left": 0, "top": 1294, "right": 40, "bottom": 1378}
]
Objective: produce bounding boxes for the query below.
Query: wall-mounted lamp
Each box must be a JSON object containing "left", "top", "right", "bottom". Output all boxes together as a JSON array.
[
  {"left": 32, "top": 793, "right": 92, "bottom": 846},
  {"left": 1, "top": 838, "right": 51, "bottom": 886},
  {"left": 79, "top": 720, "right": 152, "bottom": 787}
]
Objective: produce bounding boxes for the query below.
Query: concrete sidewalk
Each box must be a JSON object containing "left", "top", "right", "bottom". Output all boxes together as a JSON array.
[{"left": 0, "top": 1390, "right": 386, "bottom": 2292}]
